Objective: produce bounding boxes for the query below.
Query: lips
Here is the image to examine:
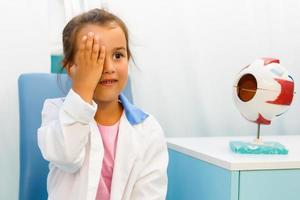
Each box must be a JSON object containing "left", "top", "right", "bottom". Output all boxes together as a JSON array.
[{"left": 99, "top": 79, "right": 118, "bottom": 86}]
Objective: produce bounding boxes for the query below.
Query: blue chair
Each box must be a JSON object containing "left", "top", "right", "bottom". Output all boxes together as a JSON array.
[{"left": 18, "top": 73, "right": 133, "bottom": 200}]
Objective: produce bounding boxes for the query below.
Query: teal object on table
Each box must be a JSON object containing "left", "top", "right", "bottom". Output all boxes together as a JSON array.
[
  {"left": 51, "top": 54, "right": 65, "bottom": 73},
  {"left": 230, "top": 141, "right": 288, "bottom": 154}
]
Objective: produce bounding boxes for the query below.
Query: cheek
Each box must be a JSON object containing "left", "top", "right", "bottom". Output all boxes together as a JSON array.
[{"left": 118, "top": 62, "right": 128, "bottom": 81}]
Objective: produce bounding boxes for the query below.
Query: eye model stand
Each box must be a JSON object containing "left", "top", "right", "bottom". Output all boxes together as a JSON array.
[{"left": 230, "top": 123, "right": 288, "bottom": 154}]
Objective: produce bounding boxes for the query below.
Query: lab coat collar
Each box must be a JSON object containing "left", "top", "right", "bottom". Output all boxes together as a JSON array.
[{"left": 119, "top": 93, "right": 149, "bottom": 125}]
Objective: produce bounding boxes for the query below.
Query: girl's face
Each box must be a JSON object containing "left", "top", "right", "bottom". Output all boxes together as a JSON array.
[{"left": 74, "top": 23, "right": 129, "bottom": 104}]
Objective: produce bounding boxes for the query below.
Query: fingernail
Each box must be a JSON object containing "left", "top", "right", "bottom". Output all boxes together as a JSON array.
[
  {"left": 82, "top": 36, "right": 87, "bottom": 40},
  {"left": 88, "top": 32, "right": 94, "bottom": 37}
]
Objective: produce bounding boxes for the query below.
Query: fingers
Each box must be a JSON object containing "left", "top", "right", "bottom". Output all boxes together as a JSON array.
[
  {"left": 91, "top": 36, "right": 100, "bottom": 62},
  {"left": 97, "top": 46, "right": 106, "bottom": 65},
  {"left": 84, "top": 32, "right": 94, "bottom": 60},
  {"left": 78, "top": 32, "right": 104, "bottom": 68},
  {"left": 78, "top": 35, "right": 87, "bottom": 62}
]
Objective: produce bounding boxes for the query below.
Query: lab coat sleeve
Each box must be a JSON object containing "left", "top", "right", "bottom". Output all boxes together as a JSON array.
[
  {"left": 37, "top": 89, "right": 97, "bottom": 173},
  {"left": 131, "top": 118, "right": 169, "bottom": 200}
]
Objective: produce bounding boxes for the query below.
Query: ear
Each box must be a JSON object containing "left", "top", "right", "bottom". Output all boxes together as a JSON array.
[{"left": 64, "top": 62, "right": 75, "bottom": 77}]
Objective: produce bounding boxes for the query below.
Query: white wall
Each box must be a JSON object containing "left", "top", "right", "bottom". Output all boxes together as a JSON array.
[
  {"left": 102, "top": 0, "right": 300, "bottom": 137},
  {"left": 50, "top": 1, "right": 300, "bottom": 138},
  {"left": 0, "top": 1, "right": 49, "bottom": 199}
]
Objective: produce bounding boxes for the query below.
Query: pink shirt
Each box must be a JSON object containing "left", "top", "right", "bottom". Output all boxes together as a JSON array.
[{"left": 96, "top": 121, "right": 120, "bottom": 200}]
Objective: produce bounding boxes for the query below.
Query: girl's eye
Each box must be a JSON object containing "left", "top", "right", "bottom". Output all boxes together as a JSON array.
[{"left": 113, "top": 52, "right": 124, "bottom": 60}]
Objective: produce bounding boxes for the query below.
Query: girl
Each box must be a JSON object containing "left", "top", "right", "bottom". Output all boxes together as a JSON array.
[{"left": 38, "top": 8, "right": 168, "bottom": 200}]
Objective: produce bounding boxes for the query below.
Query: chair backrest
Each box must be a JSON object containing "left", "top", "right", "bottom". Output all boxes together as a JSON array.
[{"left": 18, "top": 73, "right": 133, "bottom": 200}]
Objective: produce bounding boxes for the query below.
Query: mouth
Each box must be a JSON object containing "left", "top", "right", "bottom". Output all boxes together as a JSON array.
[{"left": 99, "top": 79, "right": 118, "bottom": 87}]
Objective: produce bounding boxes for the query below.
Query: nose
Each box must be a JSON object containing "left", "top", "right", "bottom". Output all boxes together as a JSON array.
[{"left": 103, "top": 57, "right": 116, "bottom": 74}]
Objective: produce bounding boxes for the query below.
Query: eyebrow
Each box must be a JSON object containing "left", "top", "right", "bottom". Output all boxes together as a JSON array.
[{"left": 113, "top": 47, "right": 126, "bottom": 51}]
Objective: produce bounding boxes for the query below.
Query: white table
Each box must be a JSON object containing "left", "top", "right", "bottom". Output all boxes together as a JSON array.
[{"left": 166, "top": 135, "right": 300, "bottom": 200}]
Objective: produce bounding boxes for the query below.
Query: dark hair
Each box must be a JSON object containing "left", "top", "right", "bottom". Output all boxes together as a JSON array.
[{"left": 61, "top": 8, "right": 131, "bottom": 68}]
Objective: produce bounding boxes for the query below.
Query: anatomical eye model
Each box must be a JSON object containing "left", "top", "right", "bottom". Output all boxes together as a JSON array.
[{"left": 230, "top": 58, "right": 295, "bottom": 154}]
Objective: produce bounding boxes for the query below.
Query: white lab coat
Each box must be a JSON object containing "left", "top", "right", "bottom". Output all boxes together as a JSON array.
[{"left": 37, "top": 89, "right": 168, "bottom": 200}]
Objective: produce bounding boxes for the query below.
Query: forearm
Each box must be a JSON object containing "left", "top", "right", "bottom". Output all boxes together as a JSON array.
[{"left": 37, "top": 89, "right": 97, "bottom": 172}]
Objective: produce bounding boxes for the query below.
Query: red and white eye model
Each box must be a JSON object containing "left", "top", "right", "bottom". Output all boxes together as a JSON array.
[{"left": 233, "top": 58, "right": 294, "bottom": 125}]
